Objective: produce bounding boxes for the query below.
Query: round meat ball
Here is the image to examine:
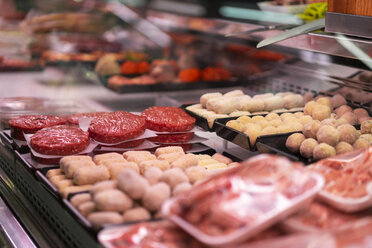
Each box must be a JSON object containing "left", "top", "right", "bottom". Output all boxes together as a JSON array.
[
  {"left": 353, "top": 108, "right": 369, "bottom": 119},
  {"left": 304, "top": 101, "right": 317, "bottom": 116},
  {"left": 160, "top": 168, "right": 189, "bottom": 189},
  {"left": 353, "top": 138, "right": 370, "bottom": 150},
  {"left": 335, "top": 118, "right": 349, "bottom": 127},
  {"left": 302, "top": 120, "right": 321, "bottom": 139},
  {"left": 270, "top": 118, "right": 282, "bottom": 127},
  {"left": 251, "top": 116, "right": 265, "bottom": 122},
  {"left": 298, "top": 115, "right": 312, "bottom": 126},
  {"left": 312, "top": 104, "right": 331, "bottom": 121},
  {"left": 294, "top": 112, "right": 305, "bottom": 118},
  {"left": 280, "top": 113, "right": 294, "bottom": 121},
  {"left": 359, "top": 116, "right": 372, "bottom": 125},
  {"left": 144, "top": 167, "right": 163, "bottom": 185},
  {"left": 185, "top": 166, "right": 208, "bottom": 184},
  {"left": 321, "top": 118, "right": 337, "bottom": 127},
  {"left": 361, "top": 120, "right": 372, "bottom": 134},
  {"left": 303, "top": 92, "right": 314, "bottom": 103},
  {"left": 337, "top": 124, "right": 357, "bottom": 144},
  {"left": 256, "top": 119, "right": 271, "bottom": 129},
  {"left": 300, "top": 138, "right": 318, "bottom": 158},
  {"left": 288, "top": 122, "right": 303, "bottom": 132},
  {"left": 94, "top": 189, "right": 133, "bottom": 212},
  {"left": 360, "top": 134, "right": 372, "bottom": 143},
  {"left": 335, "top": 105, "right": 352, "bottom": 117},
  {"left": 331, "top": 94, "right": 346, "bottom": 109},
  {"left": 356, "top": 130, "right": 361, "bottom": 139},
  {"left": 316, "top": 125, "right": 340, "bottom": 146},
  {"left": 263, "top": 96, "right": 284, "bottom": 111},
  {"left": 122, "top": 207, "right": 151, "bottom": 222},
  {"left": 142, "top": 182, "right": 171, "bottom": 212},
  {"left": 316, "top": 97, "right": 333, "bottom": 110},
  {"left": 283, "top": 94, "right": 304, "bottom": 109},
  {"left": 172, "top": 182, "right": 192, "bottom": 196},
  {"left": 117, "top": 169, "right": 149, "bottom": 200},
  {"left": 277, "top": 125, "right": 292, "bottom": 133},
  {"left": 341, "top": 112, "right": 357, "bottom": 125},
  {"left": 265, "top": 113, "right": 280, "bottom": 121},
  {"left": 313, "top": 143, "right": 336, "bottom": 160},
  {"left": 335, "top": 142, "right": 354, "bottom": 155},
  {"left": 286, "top": 133, "right": 306, "bottom": 153}
]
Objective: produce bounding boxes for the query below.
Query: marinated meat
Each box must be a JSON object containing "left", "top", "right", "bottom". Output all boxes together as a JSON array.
[
  {"left": 149, "top": 132, "right": 194, "bottom": 144},
  {"left": 9, "top": 115, "right": 67, "bottom": 140},
  {"left": 31, "top": 125, "right": 89, "bottom": 155},
  {"left": 67, "top": 112, "right": 108, "bottom": 125},
  {"left": 142, "top": 106, "right": 195, "bottom": 132},
  {"left": 88, "top": 111, "right": 146, "bottom": 144}
]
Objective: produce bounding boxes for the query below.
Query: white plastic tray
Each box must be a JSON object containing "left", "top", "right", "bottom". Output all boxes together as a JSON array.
[{"left": 162, "top": 173, "right": 324, "bottom": 246}]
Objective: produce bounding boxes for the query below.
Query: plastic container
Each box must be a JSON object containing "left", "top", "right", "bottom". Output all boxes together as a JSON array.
[{"left": 162, "top": 155, "right": 324, "bottom": 246}]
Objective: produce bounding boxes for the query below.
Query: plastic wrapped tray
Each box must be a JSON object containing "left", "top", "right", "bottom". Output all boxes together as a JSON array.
[{"left": 162, "top": 155, "right": 324, "bottom": 246}]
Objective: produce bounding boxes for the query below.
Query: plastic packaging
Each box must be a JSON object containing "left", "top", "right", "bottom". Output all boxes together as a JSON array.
[
  {"left": 309, "top": 147, "right": 372, "bottom": 212},
  {"left": 162, "top": 154, "right": 324, "bottom": 246}
]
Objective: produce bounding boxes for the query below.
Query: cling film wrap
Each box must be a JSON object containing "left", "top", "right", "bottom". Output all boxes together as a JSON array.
[
  {"left": 163, "top": 154, "right": 324, "bottom": 246},
  {"left": 88, "top": 111, "right": 147, "bottom": 143},
  {"left": 142, "top": 106, "right": 196, "bottom": 132}
]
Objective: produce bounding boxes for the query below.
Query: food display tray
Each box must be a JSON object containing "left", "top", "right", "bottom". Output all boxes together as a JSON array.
[
  {"left": 0, "top": 130, "right": 29, "bottom": 153},
  {"left": 99, "top": 75, "right": 247, "bottom": 94},
  {"left": 215, "top": 116, "right": 299, "bottom": 152}
]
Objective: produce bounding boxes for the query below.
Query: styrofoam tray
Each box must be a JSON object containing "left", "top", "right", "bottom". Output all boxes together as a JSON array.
[
  {"left": 258, "top": 1, "right": 309, "bottom": 14},
  {"left": 162, "top": 173, "right": 324, "bottom": 246}
]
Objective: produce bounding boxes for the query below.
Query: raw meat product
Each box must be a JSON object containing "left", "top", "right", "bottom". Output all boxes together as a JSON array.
[
  {"left": 93, "top": 153, "right": 123, "bottom": 165},
  {"left": 361, "top": 120, "right": 372, "bottom": 134},
  {"left": 283, "top": 94, "right": 304, "bottom": 109},
  {"left": 117, "top": 169, "right": 149, "bottom": 199},
  {"left": 149, "top": 133, "right": 194, "bottom": 144},
  {"left": 358, "top": 116, "right": 372, "bottom": 125},
  {"left": 224, "top": 90, "right": 244, "bottom": 97},
  {"left": 56, "top": 180, "right": 73, "bottom": 192},
  {"left": 340, "top": 112, "right": 357, "bottom": 125},
  {"left": 140, "top": 160, "right": 170, "bottom": 173},
  {"left": 335, "top": 118, "right": 349, "bottom": 127},
  {"left": 70, "top": 193, "right": 91, "bottom": 208},
  {"left": 211, "top": 97, "right": 240, "bottom": 114},
  {"left": 31, "top": 125, "right": 89, "bottom": 155},
  {"left": 300, "top": 138, "right": 318, "bottom": 158},
  {"left": 127, "top": 154, "right": 156, "bottom": 165},
  {"left": 123, "top": 151, "right": 151, "bottom": 159},
  {"left": 237, "top": 116, "right": 252, "bottom": 124},
  {"left": 312, "top": 104, "right": 331, "bottom": 121},
  {"left": 62, "top": 185, "right": 92, "bottom": 198},
  {"left": 206, "top": 97, "right": 224, "bottom": 111},
  {"left": 353, "top": 139, "right": 369, "bottom": 150},
  {"left": 212, "top": 153, "right": 232, "bottom": 165},
  {"left": 276, "top": 125, "right": 291, "bottom": 134},
  {"left": 265, "top": 113, "right": 280, "bottom": 121},
  {"left": 91, "top": 181, "right": 118, "bottom": 196},
  {"left": 171, "top": 154, "right": 198, "bottom": 170},
  {"left": 158, "top": 152, "right": 184, "bottom": 164},
  {"left": 160, "top": 168, "right": 189, "bottom": 189},
  {"left": 122, "top": 207, "right": 151, "bottom": 222},
  {"left": 94, "top": 189, "right": 133, "bottom": 212},
  {"left": 186, "top": 166, "right": 208, "bottom": 184},
  {"left": 335, "top": 142, "right": 353, "bottom": 154},
  {"left": 313, "top": 143, "right": 336, "bottom": 160},
  {"left": 142, "top": 106, "right": 195, "bottom": 132},
  {"left": 299, "top": 115, "right": 313, "bottom": 125},
  {"left": 205, "top": 163, "right": 227, "bottom": 171},
  {"left": 241, "top": 99, "right": 265, "bottom": 112},
  {"left": 353, "top": 108, "right": 368, "bottom": 119},
  {"left": 316, "top": 97, "right": 333, "bottom": 110},
  {"left": 155, "top": 146, "right": 185, "bottom": 157},
  {"left": 252, "top": 116, "right": 266, "bottom": 122},
  {"left": 286, "top": 133, "right": 306, "bottom": 153},
  {"left": 303, "top": 92, "right": 314, "bottom": 103},
  {"left": 302, "top": 120, "right": 321, "bottom": 139},
  {"left": 270, "top": 119, "right": 283, "bottom": 127},
  {"left": 142, "top": 182, "right": 171, "bottom": 211},
  {"left": 89, "top": 111, "right": 146, "bottom": 144},
  {"left": 87, "top": 212, "right": 123, "bottom": 230},
  {"left": 360, "top": 134, "right": 372, "bottom": 142},
  {"left": 107, "top": 163, "right": 138, "bottom": 179},
  {"left": 200, "top": 93, "right": 222, "bottom": 107},
  {"left": 294, "top": 112, "right": 304, "bottom": 118},
  {"left": 173, "top": 182, "right": 192, "bottom": 196},
  {"left": 50, "top": 175, "right": 66, "bottom": 186},
  {"left": 106, "top": 139, "right": 145, "bottom": 149},
  {"left": 199, "top": 159, "right": 219, "bottom": 167},
  {"left": 46, "top": 169, "right": 62, "bottom": 178},
  {"left": 228, "top": 162, "right": 240, "bottom": 167},
  {"left": 321, "top": 118, "right": 337, "bottom": 127},
  {"left": 304, "top": 101, "right": 317, "bottom": 116},
  {"left": 331, "top": 94, "right": 346, "bottom": 109},
  {"left": 67, "top": 112, "right": 107, "bottom": 125},
  {"left": 73, "top": 166, "right": 110, "bottom": 185},
  {"left": 316, "top": 125, "right": 340, "bottom": 146},
  {"left": 337, "top": 124, "right": 357, "bottom": 144},
  {"left": 64, "top": 160, "right": 96, "bottom": 179},
  {"left": 335, "top": 105, "right": 352, "bottom": 117},
  {"left": 60, "top": 156, "right": 92, "bottom": 170},
  {"left": 100, "top": 158, "right": 127, "bottom": 168},
  {"left": 9, "top": 115, "right": 67, "bottom": 140},
  {"left": 78, "top": 201, "right": 95, "bottom": 217},
  {"left": 169, "top": 155, "right": 319, "bottom": 237},
  {"left": 144, "top": 167, "right": 163, "bottom": 185},
  {"left": 253, "top": 93, "right": 274, "bottom": 99},
  {"left": 263, "top": 96, "right": 285, "bottom": 111},
  {"left": 287, "top": 122, "right": 303, "bottom": 132}
]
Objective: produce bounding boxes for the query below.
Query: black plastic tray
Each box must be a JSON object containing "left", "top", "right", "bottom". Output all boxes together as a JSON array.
[
  {"left": 0, "top": 130, "right": 13, "bottom": 150},
  {"left": 35, "top": 167, "right": 62, "bottom": 200},
  {"left": 215, "top": 116, "right": 299, "bottom": 152},
  {"left": 100, "top": 75, "right": 246, "bottom": 94}
]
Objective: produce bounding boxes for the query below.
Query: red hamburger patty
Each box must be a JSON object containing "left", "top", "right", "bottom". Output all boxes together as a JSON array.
[
  {"left": 148, "top": 132, "right": 194, "bottom": 144},
  {"left": 88, "top": 111, "right": 146, "bottom": 144},
  {"left": 31, "top": 125, "right": 89, "bottom": 155},
  {"left": 142, "top": 106, "right": 195, "bottom": 132},
  {"left": 67, "top": 112, "right": 108, "bottom": 125},
  {"left": 9, "top": 115, "right": 67, "bottom": 140}
]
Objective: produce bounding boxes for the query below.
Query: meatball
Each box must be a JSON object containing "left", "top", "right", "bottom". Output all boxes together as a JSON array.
[
  {"left": 321, "top": 118, "right": 337, "bottom": 127},
  {"left": 312, "top": 104, "right": 331, "bottom": 121},
  {"left": 353, "top": 108, "right": 369, "bottom": 119},
  {"left": 300, "top": 138, "right": 318, "bottom": 158},
  {"left": 185, "top": 166, "right": 208, "bottom": 184},
  {"left": 316, "top": 125, "right": 340, "bottom": 146},
  {"left": 172, "top": 182, "right": 192, "bottom": 196},
  {"left": 359, "top": 134, "right": 372, "bottom": 143},
  {"left": 270, "top": 118, "right": 283, "bottom": 127},
  {"left": 303, "top": 92, "right": 314, "bottom": 103},
  {"left": 335, "top": 105, "right": 352, "bottom": 117},
  {"left": 287, "top": 122, "right": 303, "bottom": 132},
  {"left": 122, "top": 207, "right": 151, "bottom": 222},
  {"left": 144, "top": 167, "right": 163, "bottom": 185},
  {"left": 160, "top": 168, "right": 189, "bottom": 189},
  {"left": 335, "top": 118, "right": 349, "bottom": 127},
  {"left": 337, "top": 124, "right": 357, "bottom": 144},
  {"left": 353, "top": 138, "right": 370, "bottom": 150},
  {"left": 313, "top": 143, "right": 336, "bottom": 160},
  {"left": 117, "top": 169, "right": 149, "bottom": 199},
  {"left": 335, "top": 142, "right": 354, "bottom": 155},
  {"left": 226, "top": 120, "right": 245, "bottom": 132},
  {"left": 256, "top": 119, "right": 271, "bottom": 129},
  {"left": 294, "top": 112, "right": 305, "bottom": 118},
  {"left": 361, "top": 120, "right": 372, "bottom": 134},
  {"left": 142, "top": 182, "right": 171, "bottom": 211},
  {"left": 283, "top": 94, "right": 304, "bottom": 109},
  {"left": 265, "top": 113, "right": 280, "bottom": 121},
  {"left": 302, "top": 120, "right": 321, "bottom": 139},
  {"left": 331, "top": 94, "right": 346, "bottom": 108},
  {"left": 358, "top": 116, "right": 372, "bottom": 125},
  {"left": 94, "top": 189, "right": 133, "bottom": 212},
  {"left": 286, "top": 133, "right": 306, "bottom": 153},
  {"left": 304, "top": 101, "right": 317, "bottom": 116},
  {"left": 340, "top": 112, "right": 357, "bottom": 125},
  {"left": 316, "top": 97, "right": 333, "bottom": 110}
]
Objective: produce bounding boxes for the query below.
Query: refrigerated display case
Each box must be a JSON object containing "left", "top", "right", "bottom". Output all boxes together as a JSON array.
[{"left": 0, "top": 1, "right": 371, "bottom": 247}]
